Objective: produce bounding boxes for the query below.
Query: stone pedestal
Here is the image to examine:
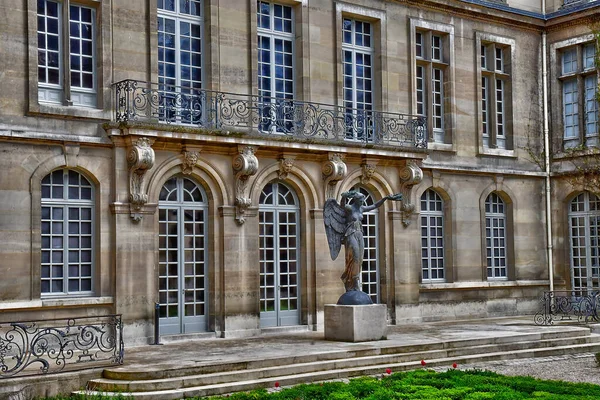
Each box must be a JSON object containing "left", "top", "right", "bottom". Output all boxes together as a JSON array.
[{"left": 324, "top": 304, "right": 387, "bottom": 342}]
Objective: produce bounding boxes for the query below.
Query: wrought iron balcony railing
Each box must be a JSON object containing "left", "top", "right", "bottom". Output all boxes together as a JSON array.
[
  {"left": 534, "top": 290, "right": 600, "bottom": 325},
  {"left": 0, "top": 314, "right": 124, "bottom": 378},
  {"left": 562, "top": 0, "right": 596, "bottom": 6},
  {"left": 113, "top": 80, "right": 427, "bottom": 149}
]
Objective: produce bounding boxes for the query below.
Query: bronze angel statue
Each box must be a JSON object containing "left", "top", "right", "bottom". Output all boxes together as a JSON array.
[{"left": 324, "top": 190, "right": 403, "bottom": 300}]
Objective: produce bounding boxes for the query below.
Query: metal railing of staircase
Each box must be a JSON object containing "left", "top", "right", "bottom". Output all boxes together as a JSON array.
[
  {"left": 534, "top": 290, "right": 600, "bottom": 325},
  {"left": 0, "top": 314, "right": 124, "bottom": 378},
  {"left": 112, "top": 79, "right": 428, "bottom": 150}
]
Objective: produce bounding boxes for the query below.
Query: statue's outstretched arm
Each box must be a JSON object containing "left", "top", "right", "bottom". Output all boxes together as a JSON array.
[{"left": 362, "top": 193, "right": 403, "bottom": 212}]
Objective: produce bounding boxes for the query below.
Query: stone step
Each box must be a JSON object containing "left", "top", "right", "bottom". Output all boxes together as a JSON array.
[
  {"left": 101, "top": 327, "right": 592, "bottom": 381},
  {"left": 77, "top": 341, "right": 600, "bottom": 399},
  {"left": 86, "top": 333, "right": 600, "bottom": 394}
]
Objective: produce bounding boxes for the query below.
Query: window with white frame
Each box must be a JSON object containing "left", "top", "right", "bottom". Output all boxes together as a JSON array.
[
  {"left": 342, "top": 18, "right": 374, "bottom": 141},
  {"left": 559, "top": 43, "right": 599, "bottom": 148},
  {"left": 569, "top": 192, "right": 600, "bottom": 294},
  {"left": 158, "top": 0, "right": 203, "bottom": 124},
  {"left": 480, "top": 41, "right": 512, "bottom": 150},
  {"left": 37, "top": 0, "right": 96, "bottom": 107},
  {"left": 420, "top": 189, "right": 445, "bottom": 282},
  {"left": 485, "top": 193, "right": 507, "bottom": 280},
  {"left": 257, "top": 1, "right": 294, "bottom": 133},
  {"left": 415, "top": 30, "right": 448, "bottom": 143},
  {"left": 351, "top": 186, "right": 379, "bottom": 303},
  {"left": 41, "top": 169, "right": 94, "bottom": 296}
]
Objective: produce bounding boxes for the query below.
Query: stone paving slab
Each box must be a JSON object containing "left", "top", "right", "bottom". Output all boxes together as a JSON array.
[{"left": 110, "top": 317, "right": 590, "bottom": 375}]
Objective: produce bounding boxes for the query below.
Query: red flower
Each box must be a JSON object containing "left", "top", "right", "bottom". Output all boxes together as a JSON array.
[
  {"left": 274, "top": 382, "right": 280, "bottom": 388},
  {"left": 452, "top": 363, "right": 458, "bottom": 369},
  {"left": 420, "top": 360, "right": 426, "bottom": 366},
  {"left": 385, "top": 368, "right": 392, "bottom": 375}
]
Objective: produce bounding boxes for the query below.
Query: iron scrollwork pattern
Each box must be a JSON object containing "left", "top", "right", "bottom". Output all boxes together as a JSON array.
[
  {"left": 0, "top": 315, "right": 124, "bottom": 378},
  {"left": 113, "top": 80, "right": 428, "bottom": 150},
  {"left": 534, "top": 290, "right": 600, "bottom": 325}
]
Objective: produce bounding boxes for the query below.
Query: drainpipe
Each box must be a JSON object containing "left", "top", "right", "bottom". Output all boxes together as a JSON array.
[{"left": 541, "top": 0, "right": 554, "bottom": 292}]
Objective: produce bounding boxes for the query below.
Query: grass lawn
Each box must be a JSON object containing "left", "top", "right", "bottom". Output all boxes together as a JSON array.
[
  {"left": 203, "top": 369, "right": 600, "bottom": 400},
  {"left": 42, "top": 369, "right": 600, "bottom": 399}
]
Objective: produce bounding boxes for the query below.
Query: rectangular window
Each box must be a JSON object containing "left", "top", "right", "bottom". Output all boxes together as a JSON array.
[
  {"left": 495, "top": 47, "right": 503, "bottom": 72},
  {"left": 432, "top": 68, "right": 443, "bottom": 135},
  {"left": 416, "top": 65, "right": 425, "bottom": 116},
  {"left": 584, "top": 44, "right": 596, "bottom": 70},
  {"left": 585, "top": 75, "right": 598, "bottom": 137},
  {"left": 415, "top": 28, "right": 450, "bottom": 144},
  {"left": 37, "top": 0, "right": 96, "bottom": 107},
  {"left": 416, "top": 32, "right": 423, "bottom": 59},
  {"left": 495, "top": 79, "right": 505, "bottom": 148},
  {"left": 559, "top": 43, "right": 598, "bottom": 145},
  {"left": 431, "top": 35, "right": 442, "bottom": 61},
  {"left": 563, "top": 79, "right": 579, "bottom": 139},
  {"left": 342, "top": 18, "right": 374, "bottom": 141},
  {"left": 481, "top": 45, "right": 487, "bottom": 70},
  {"left": 563, "top": 48, "right": 578, "bottom": 74},
  {"left": 482, "top": 77, "right": 489, "bottom": 146},
  {"left": 257, "top": 1, "right": 294, "bottom": 133},
  {"left": 158, "top": 0, "right": 203, "bottom": 124},
  {"left": 478, "top": 38, "right": 512, "bottom": 151}
]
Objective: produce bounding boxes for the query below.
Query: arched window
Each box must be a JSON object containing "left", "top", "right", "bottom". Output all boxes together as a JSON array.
[
  {"left": 485, "top": 192, "right": 507, "bottom": 280},
  {"left": 158, "top": 177, "right": 208, "bottom": 334},
  {"left": 41, "top": 169, "right": 94, "bottom": 295},
  {"left": 569, "top": 192, "right": 600, "bottom": 293},
  {"left": 420, "top": 189, "right": 445, "bottom": 282},
  {"left": 259, "top": 181, "right": 300, "bottom": 327},
  {"left": 351, "top": 187, "right": 379, "bottom": 303}
]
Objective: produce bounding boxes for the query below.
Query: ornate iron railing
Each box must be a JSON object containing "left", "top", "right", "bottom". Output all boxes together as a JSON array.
[
  {"left": 0, "top": 314, "right": 123, "bottom": 378},
  {"left": 113, "top": 79, "right": 427, "bottom": 149},
  {"left": 562, "top": 0, "right": 594, "bottom": 6},
  {"left": 534, "top": 290, "right": 600, "bottom": 325}
]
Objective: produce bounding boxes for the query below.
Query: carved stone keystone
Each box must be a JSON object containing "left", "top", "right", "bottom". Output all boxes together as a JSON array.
[
  {"left": 360, "top": 162, "right": 377, "bottom": 185},
  {"left": 398, "top": 160, "right": 423, "bottom": 227},
  {"left": 128, "top": 137, "right": 155, "bottom": 222},
  {"left": 322, "top": 153, "right": 347, "bottom": 199},
  {"left": 232, "top": 146, "right": 259, "bottom": 225},
  {"left": 182, "top": 148, "right": 200, "bottom": 175},
  {"left": 278, "top": 156, "right": 295, "bottom": 180}
]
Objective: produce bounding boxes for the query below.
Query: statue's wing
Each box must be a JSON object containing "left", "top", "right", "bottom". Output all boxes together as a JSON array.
[{"left": 323, "top": 198, "right": 346, "bottom": 260}]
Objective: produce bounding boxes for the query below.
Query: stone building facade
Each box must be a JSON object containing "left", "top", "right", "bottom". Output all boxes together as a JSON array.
[{"left": 0, "top": 0, "right": 599, "bottom": 344}]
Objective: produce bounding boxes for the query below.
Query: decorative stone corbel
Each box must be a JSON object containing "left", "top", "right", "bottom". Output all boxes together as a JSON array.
[
  {"left": 360, "top": 162, "right": 377, "bottom": 185},
  {"left": 182, "top": 148, "right": 200, "bottom": 175},
  {"left": 232, "top": 146, "right": 259, "bottom": 225},
  {"left": 127, "top": 137, "right": 155, "bottom": 222},
  {"left": 398, "top": 160, "right": 423, "bottom": 227},
  {"left": 278, "top": 156, "right": 295, "bottom": 180},
  {"left": 322, "top": 153, "right": 347, "bottom": 199}
]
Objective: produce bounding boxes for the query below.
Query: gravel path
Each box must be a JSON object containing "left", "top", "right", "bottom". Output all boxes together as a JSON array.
[{"left": 433, "top": 353, "right": 600, "bottom": 385}]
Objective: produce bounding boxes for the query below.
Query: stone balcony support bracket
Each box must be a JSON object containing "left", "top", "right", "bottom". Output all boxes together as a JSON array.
[
  {"left": 399, "top": 160, "right": 423, "bottom": 227},
  {"left": 127, "top": 137, "right": 156, "bottom": 222},
  {"left": 322, "top": 153, "right": 347, "bottom": 199},
  {"left": 233, "top": 145, "right": 259, "bottom": 225}
]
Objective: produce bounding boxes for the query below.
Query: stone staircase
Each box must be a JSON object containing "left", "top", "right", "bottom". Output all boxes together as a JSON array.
[{"left": 78, "top": 327, "right": 600, "bottom": 399}]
